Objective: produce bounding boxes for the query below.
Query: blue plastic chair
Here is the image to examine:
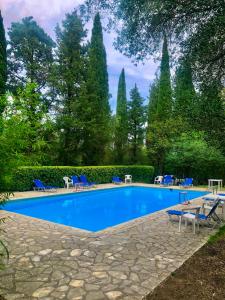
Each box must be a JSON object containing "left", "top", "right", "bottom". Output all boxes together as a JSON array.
[
  {"left": 112, "top": 176, "right": 123, "bottom": 184},
  {"left": 162, "top": 175, "right": 173, "bottom": 186},
  {"left": 33, "top": 179, "right": 57, "bottom": 192},
  {"left": 80, "top": 175, "right": 96, "bottom": 187},
  {"left": 71, "top": 176, "right": 84, "bottom": 189},
  {"left": 180, "top": 178, "right": 193, "bottom": 188}
]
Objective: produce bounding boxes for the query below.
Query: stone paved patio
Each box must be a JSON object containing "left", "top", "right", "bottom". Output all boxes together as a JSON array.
[{"left": 0, "top": 184, "right": 221, "bottom": 300}]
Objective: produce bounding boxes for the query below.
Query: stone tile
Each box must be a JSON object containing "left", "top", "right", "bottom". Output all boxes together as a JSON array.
[
  {"left": 92, "top": 271, "right": 108, "bottom": 279},
  {"left": 32, "top": 287, "right": 54, "bottom": 297},
  {"left": 38, "top": 249, "right": 52, "bottom": 256},
  {"left": 69, "top": 280, "right": 85, "bottom": 288},
  {"left": 106, "top": 290, "right": 123, "bottom": 299},
  {"left": 70, "top": 249, "right": 82, "bottom": 257},
  {"left": 67, "top": 287, "right": 86, "bottom": 299},
  {"left": 85, "top": 291, "right": 105, "bottom": 300}
]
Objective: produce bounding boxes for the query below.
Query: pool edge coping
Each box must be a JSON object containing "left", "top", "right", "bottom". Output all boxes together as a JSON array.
[{"left": 1, "top": 184, "right": 211, "bottom": 237}]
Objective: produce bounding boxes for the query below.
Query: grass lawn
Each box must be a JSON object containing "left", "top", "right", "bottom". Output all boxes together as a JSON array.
[{"left": 146, "top": 225, "right": 225, "bottom": 300}]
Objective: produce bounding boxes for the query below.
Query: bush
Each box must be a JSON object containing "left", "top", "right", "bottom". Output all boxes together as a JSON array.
[
  {"left": 165, "top": 132, "right": 225, "bottom": 184},
  {"left": 9, "top": 165, "right": 154, "bottom": 191}
]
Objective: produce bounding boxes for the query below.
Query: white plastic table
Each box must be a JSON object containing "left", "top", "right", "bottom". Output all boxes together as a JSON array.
[
  {"left": 208, "top": 179, "right": 223, "bottom": 191},
  {"left": 183, "top": 213, "right": 199, "bottom": 234},
  {"left": 178, "top": 205, "right": 201, "bottom": 233}
]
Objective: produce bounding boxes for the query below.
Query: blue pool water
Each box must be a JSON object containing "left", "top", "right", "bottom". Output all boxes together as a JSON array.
[{"left": 3, "top": 187, "right": 208, "bottom": 232}]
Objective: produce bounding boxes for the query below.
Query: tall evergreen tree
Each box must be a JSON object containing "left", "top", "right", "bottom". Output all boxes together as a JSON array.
[
  {"left": 128, "top": 84, "right": 146, "bottom": 163},
  {"left": 196, "top": 83, "right": 225, "bottom": 153},
  {"left": 174, "top": 58, "right": 196, "bottom": 122},
  {"left": 55, "top": 10, "right": 87, "bottom": 165},
  {"left": 156, "top": 36, "right": 172, "bottom": 120},
  {"left": 0, "top": 10, "right": 7, "bottom": 97},
  {"left": 114, "top": 68, "right": 128, "bottom": 163},
  {"left": 146, "top": 40, "right": 176, "bottom": 173},
  {"left": 82, "top": 13, "right": 110, "bottom": 165},
  {"left": 147, "top": 78, "right": 159, "bottom": 125},
  {"left": 7, "top": 16, "right": 55, "bottom": 94}
]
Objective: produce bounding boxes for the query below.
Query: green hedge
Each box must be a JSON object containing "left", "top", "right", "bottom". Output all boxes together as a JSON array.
[{"left": 10, "top": 165, "right": 154, "bottom": 191}]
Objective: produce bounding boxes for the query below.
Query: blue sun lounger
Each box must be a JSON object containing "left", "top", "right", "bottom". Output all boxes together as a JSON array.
[
  {"left": 33, "top": 179, "right": 57, "bottom": 192},
  {"left": 71, "top": 175, "right": 86, "bottom": 189},
  {"left": 161, "top": 175, "right": 173, "bottom": 186},
  {"left": 80, "top": 175, "right": 96, "bottom": 187},
  {"left": 112, "top": 176, "right": 123, "bottom": 184},
  {"left": 180, "top": 178, "right": 193, "bottom": 188}
]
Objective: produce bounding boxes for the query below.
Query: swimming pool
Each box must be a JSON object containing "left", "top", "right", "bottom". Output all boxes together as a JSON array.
[{"left": 3, "top": 187, "right": 208, "bottom": 232}]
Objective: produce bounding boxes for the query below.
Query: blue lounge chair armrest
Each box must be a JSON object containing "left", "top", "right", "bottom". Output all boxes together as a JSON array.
[{"left": 167, "top": 210, "right": 187, "bottom": 216}]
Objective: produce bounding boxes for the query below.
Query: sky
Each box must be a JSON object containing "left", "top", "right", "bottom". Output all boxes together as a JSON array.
[{"left": 0, "top": 0, "right": 158, "bottom": 112}]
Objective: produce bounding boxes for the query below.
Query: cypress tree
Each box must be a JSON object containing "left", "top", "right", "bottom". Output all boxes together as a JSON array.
[
  {"left": 82, "top": 13, "right": 110, "bottom": 165},
  {"left": 128, "top": 84, "right": 146, "bottom": 163},
  {"left": 114, "top": 68, "right": 128, "bottom": 163},
  {"left": 156, "top": 36, "right": 172, "bottom": 120},
  {"left": 197, "top": 83, "right": 225, "bottom": 153},
  {"left": 55, "top": 10, "right": 87, "bottom": 165},
  {"left": 90, "top": 13, "right": 110, "bottom": 116},
  {"left": 146, "top": 38, "right": 174, "bottom": 172},
  {"left": 174, "top": 58, "right": 196, "bottom": 122},
  {"left": 147, "top": 78, "right": 159, "bottom": 125},
  {"left": 0, "top": 10, "right": 7, "bottom": 96},
  {"left": 146, "top": 78, "right": 159, "bottom": 157}
]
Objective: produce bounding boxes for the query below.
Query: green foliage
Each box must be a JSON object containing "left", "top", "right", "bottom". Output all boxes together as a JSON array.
[
  {"left": 89, "top": 13, "right": 110, "bottom": 115},
  {"left": 165, "top": 132, "right": 225, "bottom": 183},
  {"left": 208, "top": 225, "right": 225, "bottom": 244},
  {"left": 114, "top": 68, "right": 128, "bottom": 163},
  {"left": 9, "top": 83, "right": 50, "bottom": 163},
  {"left": 195, "top": 83, "right": 225, "bottom": 153},
  {"left": 82, "top": 13, "right": 111, "bottom": 165},
  {"left": 128, "top": 84, "right": 146, "bottom": 164},
  {"left": 147, "top": 78, "right": 159, "bottom": 124},
  {"left": 0, "top": 10, "right": 7, "bottom": 96},
  {"left": 86, "top": 0, "right": 225, "bottom": 84},
  {"left": 174, "top": 58, "right": 196, "bottom": 123},
  {"left": 55, "top": 10, "right": 87, "bottom": 165},
  {"left": 7, "top": 16, "right": 55, "bottom": 93},
  {"left": 184, "top": 11, "right": 225, "bottom": 84},
  {"left": 147, "top": 37, "right": 172, "bottom": 125},
  {"left": 146, "top": 38, "right": 176, "bottom": 172},
  {"left": 10, "top": 165, "right": 154, "bottom": 191},
  {"left": 147, "top": 118, "right": 185, "bottom": 174},
  {"left": 0, "top": 83, "right": 55, "bottom": 188},
  {"left": 156, "top": 37, "right": 172, "bottom": 120}
]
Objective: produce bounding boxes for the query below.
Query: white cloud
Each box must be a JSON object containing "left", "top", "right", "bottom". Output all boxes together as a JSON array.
[{"left": 1, "top": 0, "right": 83, "bottom": 19}]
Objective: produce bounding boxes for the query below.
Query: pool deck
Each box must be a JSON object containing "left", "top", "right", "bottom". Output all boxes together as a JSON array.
[{"left": 0, "top": 183, "right": 224, "bottom": 300}]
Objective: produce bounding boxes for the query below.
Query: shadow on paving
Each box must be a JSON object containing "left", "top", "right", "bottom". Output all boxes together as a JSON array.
[{"left": 145, "top": 235, "right": 225, "bottom": 300}]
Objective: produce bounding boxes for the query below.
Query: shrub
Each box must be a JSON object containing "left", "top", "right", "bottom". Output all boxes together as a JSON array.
[
  {"left": 165, "top": 132, "right": 225, "bottom": 184},
  {"left": 9, "top": 165, "right": 154, "bottom": 191}
]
